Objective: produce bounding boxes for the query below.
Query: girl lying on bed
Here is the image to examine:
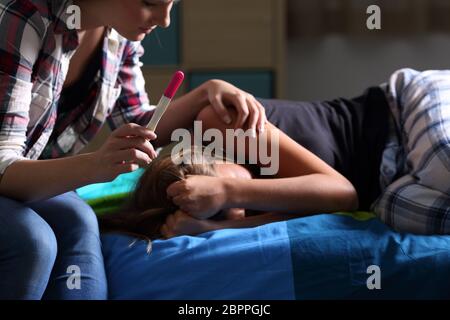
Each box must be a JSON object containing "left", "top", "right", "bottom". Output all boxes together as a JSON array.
[
  {"left": 99, "top": 108, "right": 359, "bottom": 240},
  {"left": 100, "top": 68, "right": 450, "bottom": 239}
]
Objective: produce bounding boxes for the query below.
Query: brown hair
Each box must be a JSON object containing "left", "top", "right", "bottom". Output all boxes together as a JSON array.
[{"left": 98, "top": 147, "right": 218, "bottom": 241}]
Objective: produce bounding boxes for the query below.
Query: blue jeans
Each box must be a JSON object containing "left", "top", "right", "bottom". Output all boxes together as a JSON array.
[{"left": 0, "top": 191, "right": 107, "bottom": 300}]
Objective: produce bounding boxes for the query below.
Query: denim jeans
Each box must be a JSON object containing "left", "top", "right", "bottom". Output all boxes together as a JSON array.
[{"left": 0, "top": 191, "right": 107, "bottom": 300}]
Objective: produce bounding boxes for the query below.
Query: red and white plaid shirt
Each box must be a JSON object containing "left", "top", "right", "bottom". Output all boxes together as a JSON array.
[{"left": 0, "top": 0, "right": 155, "bottom": 175}]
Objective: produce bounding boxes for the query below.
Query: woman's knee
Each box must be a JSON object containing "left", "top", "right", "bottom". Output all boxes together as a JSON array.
[
  {"left": 64, "top": 202, "right": 99, "bottom": 234},
  {"left": 31, "top": 192, "right": 100, "bottom": 236},
  {"left": 0, "top": 197, "right": 57, "bottom": 266}
]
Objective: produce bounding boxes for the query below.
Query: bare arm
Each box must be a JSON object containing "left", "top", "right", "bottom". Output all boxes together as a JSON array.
[
  {"left": 0, "top": 124, "right": 157, "bottom": 203},
  {"left": 167, "top": 106, "right": 359, "bottom": 219},
  {"left": 223, "top": 174, "right": 357, "bottom": 215},
  {"left": 0, "top": 153, "right": 97, "bottom": 203},
  {"left": 151, "top": 81, "right": 209, "bottom": 147},
  {"left": 203, "top": 212, "right": 301, "bottom": 232},
  {"left": 163, "top": 116, "right": 358, "bottom": 238},
  {"left": 153, "top": 79, "right": 267, "bottom": 148},
  {"left": 161, "top": 209, "right": 301, "bottom": 239},
  {"left": 223, "top": 120, "right": 358, "bottom": 214},
  {"left": 0, "top": 80, "right": 265, "bottom": 203}
]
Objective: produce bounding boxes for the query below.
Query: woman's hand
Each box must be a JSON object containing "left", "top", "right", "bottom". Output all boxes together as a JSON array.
[
  {"left": 160, "top": 210, "right": 211, "bottom": 239},
  {"left": 205, "top": 79, "right": 267, "bottom": 136},
  {"left": 90, "top": 123, "right": 158, "bottom": 182},
  {"left": 166, "top": 175, "right": 229, "bottom": 220}
]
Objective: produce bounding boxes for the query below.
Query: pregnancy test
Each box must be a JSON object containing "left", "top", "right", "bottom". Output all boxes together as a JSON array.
[{"left": 147, "top": 71, "right": 185, "bottom": 132}]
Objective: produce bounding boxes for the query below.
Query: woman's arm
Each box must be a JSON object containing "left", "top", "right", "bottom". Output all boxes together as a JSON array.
[
  {"left": 203, "top": 212, "right": 302, "bottom": 231},
  {"left": 160, "top": 209, "right": 300, "bottom": 239},
  {"left": 151, "top": 80, "right": 209, "bottom": 147},
  {"left": 0, "top": 153, "right": 97, "bottom": 202},
  {"left": 111, "top": 40, "right": 267, "bottom": 148},
  {"left": 0, "top": 124, "right": 157, "bottom": 202},
  {"left": 223, "top": 173, "right": 357, "bottom": 215},
  {"left": 153, "top": 79, "right": 267, "bottom": 148},
  {"left": 221, "top": 113, "right": 358, "bottom": 216},
  {"left": 167, "top": 105, "right": 359, "bottom": 219},
  {"left": 222, "top": 120, "right": 358, "bottom": 214}
]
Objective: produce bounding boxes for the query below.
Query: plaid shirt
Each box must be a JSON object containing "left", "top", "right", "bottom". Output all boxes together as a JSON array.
[
  {"left": 374, "top": 68, "right": 450, "bottom": 235},
  {"left": 0, "top": 0, "right": 155, "bottom": 175}
]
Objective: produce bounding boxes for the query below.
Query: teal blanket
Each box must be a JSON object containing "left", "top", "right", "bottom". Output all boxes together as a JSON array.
[{"left": 76, "top": 169, "right": 144, "bottom": 215}]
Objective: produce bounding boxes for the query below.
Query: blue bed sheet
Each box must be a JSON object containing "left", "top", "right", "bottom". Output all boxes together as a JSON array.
[{"left": 101, "top": 213, "right": 450, "bottom": 300}]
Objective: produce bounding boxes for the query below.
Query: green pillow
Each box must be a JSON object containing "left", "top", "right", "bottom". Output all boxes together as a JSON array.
[{"left": 76, "top": 169, "right": 145, "bottom": 215}]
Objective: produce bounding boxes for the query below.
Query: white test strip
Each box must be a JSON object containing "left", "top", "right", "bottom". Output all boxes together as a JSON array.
[
  {"left": 147, "top": 95, "right": 171, "bottom": 132},
  {"left": 146, "top": 71, "right": 185, "bottom": 133}
]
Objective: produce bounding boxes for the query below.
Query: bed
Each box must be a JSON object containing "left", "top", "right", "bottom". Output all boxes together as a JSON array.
[{"left": 77, "top": 170, "right": 450, "bottom": 300}]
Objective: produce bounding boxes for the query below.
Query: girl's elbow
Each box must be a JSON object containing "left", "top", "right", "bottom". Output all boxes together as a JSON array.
[
  {"left": 340, "top": 183, "right": 359, "bottom": 211},
  {"left": 332, "top": 180, "right": 358, "bottom": 212}
]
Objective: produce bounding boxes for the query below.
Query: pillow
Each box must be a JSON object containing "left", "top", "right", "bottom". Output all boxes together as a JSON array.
[{"left": 76, "top": 169, "right": 144, "bottom": 215}]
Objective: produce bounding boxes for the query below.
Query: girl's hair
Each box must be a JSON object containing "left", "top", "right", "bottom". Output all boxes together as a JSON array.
[{"left": 98, "top": 147, "right": 218, "bottom": 241}]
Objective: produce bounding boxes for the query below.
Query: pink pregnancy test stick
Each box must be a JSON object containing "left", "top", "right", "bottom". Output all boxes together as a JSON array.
[{"left": 147, "top": 71, "right": 185, "bottom": 132}]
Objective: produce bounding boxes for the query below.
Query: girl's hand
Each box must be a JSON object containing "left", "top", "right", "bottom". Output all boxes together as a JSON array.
[
  {"left": 161, "top": 210, "right": 211, "bottom": 239},
  {"left": 166, "top": 175, "right": 228, "bottom": 220},
  {"left": 90, "top": 123, "right": 158, "bottom": 182},
  {"left": 205, "top": 79, "right": 267, "bottom": 136},
  {"left": 217, "top": 208, "right": 246, "bottom": 221}
]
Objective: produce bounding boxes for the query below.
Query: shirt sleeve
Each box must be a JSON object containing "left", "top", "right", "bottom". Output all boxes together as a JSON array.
[
  {"left": 0, "top": 1, "right": 46, "bottom": 175},
  {"left": 107, "top": 40, "right": 155, "bottom": 130},
  {"left": 373, "top": 68, "right": 450, "bottom": 235},
  {"left": 373, "top": 174, "right": 450, "bottom": 235}
]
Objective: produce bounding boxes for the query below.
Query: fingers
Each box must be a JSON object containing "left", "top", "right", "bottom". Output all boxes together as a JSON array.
[
  {"left": 113, "top": 136, "right": 157, "bottom": 159},
  {"left": 244, "top": 95, "right": 267, "bottom": 135},
  {"left": 112, "top": 149, "right": 152, "bottom": 167},
  {"left": 210, "top": 95, "right": 232, "bottom": 125},
  {"left": 112, "top": 123, "right": 157, "bottom": 141},
  {"left": 246, "top": 98, "right": 260, "bottom": 137},
  {"left": 166, "top": 180, "right": 187, "bottom": 199},
  {"left": 172, "top": 195, "right": 193, "bottom": 213},
  {"left": 231, "top": 94, "right": 267, "bottom": 138},
  {"left": 166, "top": 180, "right": 195, "bottom": 213},
  {"left": 255, "top": 100, "right": 267, "bottom": 134},
  {"left": 114, "top": 162, "right": 140, "bottom": 175},
  {"left": 167, "top": 183, "right": 194, "bottom": 213},
  {"left": 94, "top": 124, "right": 158, "bottom": 182},
  {"left": 232, "top": 95, "right": 250, "bottom": 131},
  {"left": 209, "top": 89, "right": 266, "bottom": 136},
  {"left": 161, "top": 211, "right": 188, "bottom": 239}
]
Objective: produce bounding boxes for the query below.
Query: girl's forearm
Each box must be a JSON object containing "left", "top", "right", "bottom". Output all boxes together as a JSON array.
[
  {"left": 152, "top": 82, "right": 209, "bottom": 147},
  {"left": 202, "top": 212, "right": 301, "bottom": 233},
  {"left": 0, "top": 153, "right": 96, "bottom": 203},
  {"left": 223, "top": 174, "right": 358, "bottom": 215}
]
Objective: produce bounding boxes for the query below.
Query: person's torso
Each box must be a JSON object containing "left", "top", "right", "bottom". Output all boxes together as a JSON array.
[
  {"left": 23, "top": 0, "right": 129, "bottom": 160},
  {"left": 63, "top": 27, "right": 106, "bottom": 89},
  {"left": 258, "top": 85, "right": 392, "bottom": 211}
]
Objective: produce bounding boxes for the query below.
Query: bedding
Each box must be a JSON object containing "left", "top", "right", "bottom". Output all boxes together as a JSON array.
[{"left": 77, "top": 171, "right": 450, "bottom": 300}]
